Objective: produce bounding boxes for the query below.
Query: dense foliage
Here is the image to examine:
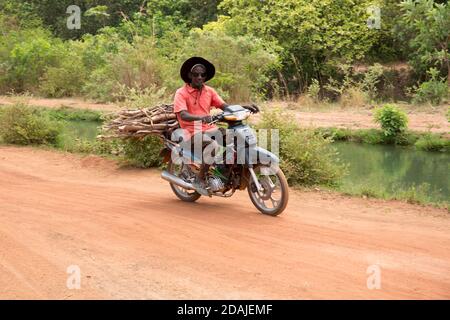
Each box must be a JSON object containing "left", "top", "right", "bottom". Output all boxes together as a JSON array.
[{"left": 0, "top": 0, "right": 448, "bottom": 104}]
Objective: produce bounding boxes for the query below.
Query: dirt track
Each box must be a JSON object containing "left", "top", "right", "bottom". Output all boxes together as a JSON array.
[{"left": 1, "top": 146, "right": 449, "bottom": 299}]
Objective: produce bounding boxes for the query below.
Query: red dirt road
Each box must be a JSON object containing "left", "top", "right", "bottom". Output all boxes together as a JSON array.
[{"left": 1, "top": 146, "right": 449, "bottom": 299}]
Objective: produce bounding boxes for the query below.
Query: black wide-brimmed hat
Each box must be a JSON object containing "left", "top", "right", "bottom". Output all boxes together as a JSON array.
[{"left": 180, "top": 57, "right": 215, "bottom": 83}]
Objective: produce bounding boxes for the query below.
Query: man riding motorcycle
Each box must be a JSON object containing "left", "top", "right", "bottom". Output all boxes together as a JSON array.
[{"left": 173, "top": 56, "right": 259, "bottom": 195}]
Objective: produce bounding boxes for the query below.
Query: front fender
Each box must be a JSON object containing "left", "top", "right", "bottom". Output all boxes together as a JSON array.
[
  {"left": 255, "top": 146, "right": 279, "bottom": 166},
  {"left": 253, "top": 147, "right": 280, "bottom": 175}
]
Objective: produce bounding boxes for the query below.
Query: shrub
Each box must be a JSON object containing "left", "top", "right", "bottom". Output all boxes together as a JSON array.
[
  {"left": 306, "top": 79, "right": 320, "bottom": 102},
  {"left": 315, "top": 128, "right": 352, "bottom": 141},
  {"left": 360, "top": 63, "right": 384, "bottom": 101},
  {"left": 355, "top": 129, "right": 385, "bottom": 144},
  {"left": 82, "top": 66, "right": 117, "bottom": 102},
  {"left": 83, "top": 37, "right": 170, "bottom": 102},
  {"left": 340, "top": 86, "right": 367, "bottom": 108},
  {"left": 119, "top": 135, "right": 164, "bottom": 168},
  {"left": 39, "top": 43, "right": 88, "bottom": 97},
  {"left": 414, "top": 133, "right": 450, "bottom": 152},
  {"left": 0, "top": 103, "right": 61, "bottom": 145},
  {"left": 374, "top": 104, "right": 408, "bottom": 142},
  {"left": 0, "top": 28, "right": 65, "bottom": 93},
  {"left": 255, "top": 107, "right": 346, "bottom": 186},
  {"left": 412, "top": 68, "right": 448, "bottom": 106},
  {"left": 114, "top": 84, "right": 168, "bottom": 109}
]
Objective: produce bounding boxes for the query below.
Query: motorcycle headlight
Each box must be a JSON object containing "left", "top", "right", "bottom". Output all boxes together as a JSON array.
[{"left": 224, "top": 111, "right": 250, "bottom": 121}]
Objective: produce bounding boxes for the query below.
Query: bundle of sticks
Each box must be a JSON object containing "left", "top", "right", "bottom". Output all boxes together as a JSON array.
[{"left": 99, "top": 104, "right": 179, "bottom": 139}]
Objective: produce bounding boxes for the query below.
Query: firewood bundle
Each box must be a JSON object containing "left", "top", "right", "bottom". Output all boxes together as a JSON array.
[{"left": 99, "top": 104, "right": 179, "bottom": 139}]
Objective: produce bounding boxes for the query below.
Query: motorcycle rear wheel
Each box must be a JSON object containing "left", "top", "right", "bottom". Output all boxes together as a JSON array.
[{"left": 167, "top": 160, "right": 201, "bottom": 202}]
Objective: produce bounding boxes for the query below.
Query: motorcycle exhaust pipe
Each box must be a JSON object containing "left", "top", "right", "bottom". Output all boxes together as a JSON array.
[{"left": 161, "top": 171, "right": 195, "bottom": 190}]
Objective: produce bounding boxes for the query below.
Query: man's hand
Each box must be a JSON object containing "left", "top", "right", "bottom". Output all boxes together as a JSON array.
[
  {"left": 201, "top": 115, "right": 214, "bottom": 124},
  {"left": 243, "top": 104, "right": 260, "bottom": 114}
]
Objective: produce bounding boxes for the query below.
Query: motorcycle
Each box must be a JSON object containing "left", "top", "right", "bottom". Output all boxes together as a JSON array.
[{"left": 159, "top": 105, "right": 289, "bottom": 216}]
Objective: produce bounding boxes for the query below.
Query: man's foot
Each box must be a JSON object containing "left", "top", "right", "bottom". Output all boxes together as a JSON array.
[{"left": 192, "top": 177, "right": 210, "bottom": 196}]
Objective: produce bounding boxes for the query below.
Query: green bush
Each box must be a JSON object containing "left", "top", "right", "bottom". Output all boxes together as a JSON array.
[
  {"left": 374, "top": 104, "right": 409, "bottom": 142},
  {"left": 39, "top": 43, "right": 88, "bottom": 97},
  {"left": 412, "top": 68, "right": 448, "bottom": 106},
  {"left": 0, "top": 28, "right": 65, "bottom": 93},
  {"left": 0, "top": 103, "right": 61, "bottom": 145},
  {"left": 83, "top": 37, "right": 169, "bottom": 102},
  {"left": 361, "top": 63, "right": 384, "bottom": 101},
  {"left": 315, "top": 128, "right": 352, "bottom": 141},
  {"left": 414, "top": 133, "right": 450, "bottom": 152},
  {"left": 114, "top": 84, "right": 168, "bottom": 109},
  {"left": 355, "top": 129, "right": 385, "bottom": 145},
  {"left": 82, "top": 66, "right": 117, "bottom": 102},
  {"left": 255, "top": 108, "right": 346, "bottom": 186},
  {"left": 119, "top": 135, "right": 164, "bottom": 168},
  {"left": 306, "top": 79, "right": 320, "bottom": 102},
  {"left": 393, "top": 132, "right": 419, "bottom": 146}
]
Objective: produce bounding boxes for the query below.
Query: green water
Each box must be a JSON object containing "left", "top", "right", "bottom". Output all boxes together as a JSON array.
[{"left": 333, "top": 142, "right": 450, "bottom": 204}]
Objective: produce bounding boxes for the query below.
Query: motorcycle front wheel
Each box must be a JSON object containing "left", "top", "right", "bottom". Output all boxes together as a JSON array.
[{"left": 247, "top": 166, "right": 289, "bottom": 216}]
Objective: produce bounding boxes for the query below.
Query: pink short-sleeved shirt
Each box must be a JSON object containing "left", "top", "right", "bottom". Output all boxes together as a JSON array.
[{"left": 173, "top": 84, "right": 225, "bottom": 136}]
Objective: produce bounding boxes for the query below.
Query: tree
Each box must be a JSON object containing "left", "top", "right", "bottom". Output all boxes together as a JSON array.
[
  {"left": 24, "top": 0, "right": 145, "bottom": 39},
  {"left": 145, "top": 0, "right": 223, "bottom": 30},
  {"left": 399, "top": 0, "right": 450, "bottom": 86},
  {"left": 218, "top": 0, "right": 381, "bottom": 94}
]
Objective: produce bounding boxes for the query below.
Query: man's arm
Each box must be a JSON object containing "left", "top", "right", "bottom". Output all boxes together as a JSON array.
[{"left": 179, "top": 110, "right": 212, "bottom": 123}]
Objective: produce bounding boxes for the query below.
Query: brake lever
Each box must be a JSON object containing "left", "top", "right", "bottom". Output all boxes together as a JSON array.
[{"left": 209, "top": 114, "right": 223, "bottom": 124}]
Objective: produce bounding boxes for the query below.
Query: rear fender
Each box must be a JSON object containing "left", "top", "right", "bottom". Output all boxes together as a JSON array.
[{"left": 159, "top": 148, "right": 171, "bottom": 163}]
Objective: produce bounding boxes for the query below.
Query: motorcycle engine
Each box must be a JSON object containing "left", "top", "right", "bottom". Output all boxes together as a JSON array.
[{"left": 207, "top": 176, "right": 225, "bottom": 192}]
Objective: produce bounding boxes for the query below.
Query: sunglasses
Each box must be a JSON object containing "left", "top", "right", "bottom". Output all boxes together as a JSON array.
[{"left": 191, "top": 72, "right": 207, "bottom": 78}]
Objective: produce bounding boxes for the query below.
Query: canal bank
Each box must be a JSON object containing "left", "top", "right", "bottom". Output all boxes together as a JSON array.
[{"left": 62, "top": 118, "right": 449, "bottom": 208}]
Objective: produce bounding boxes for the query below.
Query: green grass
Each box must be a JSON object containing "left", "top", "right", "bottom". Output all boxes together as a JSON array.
[
  {"left": 414, "top": 133, "right": 450, "bottom": 152},
  {"left": 327, "top": 183, "right": 449, "bottom": 210},
  {"left": 315, "top": 127, "right": 449, "bottom": 153},
  {"left": 41, "top": 106, "right": 104, "bottom": 122}
]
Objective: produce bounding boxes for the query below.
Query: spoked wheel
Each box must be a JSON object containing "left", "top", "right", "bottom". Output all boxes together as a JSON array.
[
  {"left": 247, "top": 166, "right": 289, "bottom": 216},
  {"left": 167, "top": 159, "right": 201, "bottom": 202}
]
